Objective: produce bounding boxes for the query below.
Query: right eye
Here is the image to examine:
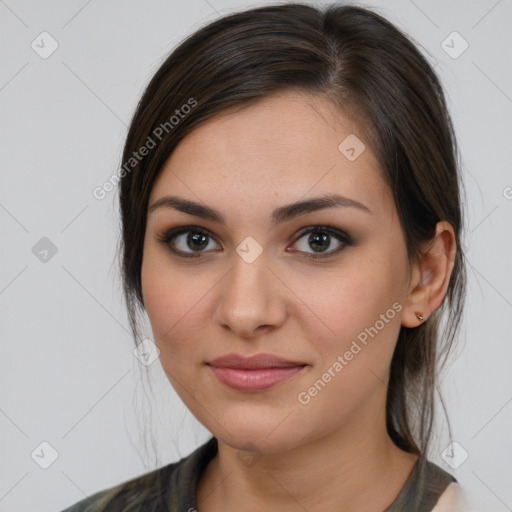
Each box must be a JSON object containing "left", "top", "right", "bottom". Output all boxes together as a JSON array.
[{"left": 156, "top": 226, "right": 221, "bottom": 258}]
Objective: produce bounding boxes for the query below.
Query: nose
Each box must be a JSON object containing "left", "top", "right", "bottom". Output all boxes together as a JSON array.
[{"left": 214, "top": 252, "right": 289, "bottom": 339}]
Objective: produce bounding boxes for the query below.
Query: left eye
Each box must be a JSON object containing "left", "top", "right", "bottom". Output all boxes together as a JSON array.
[{"left": 290, "top": 226, "right": 352, "bottom": 260}]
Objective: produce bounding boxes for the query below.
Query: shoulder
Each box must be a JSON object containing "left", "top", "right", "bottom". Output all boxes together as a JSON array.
[
  {"left": 59, "top": 462, "right": 177, "bottom": 512},
  {"left": 431, "top": 482, "right": 472, "bottom": 512},
  {"left": 59, "top": 437, "right": 218, "bottom": 512}
]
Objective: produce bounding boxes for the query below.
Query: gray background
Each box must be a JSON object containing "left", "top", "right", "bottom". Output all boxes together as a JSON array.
[{"left": 1, "top": 0, "right": 511, "bottom": 510}]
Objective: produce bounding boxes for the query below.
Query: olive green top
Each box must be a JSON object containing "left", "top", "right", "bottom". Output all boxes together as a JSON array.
[{"left": 60, "top": 436, "right": 456, "bottom": 512}]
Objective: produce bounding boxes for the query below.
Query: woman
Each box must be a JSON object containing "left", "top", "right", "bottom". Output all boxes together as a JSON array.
[{"left": 61, "top": 2, "right": 469, "bottom": 511}]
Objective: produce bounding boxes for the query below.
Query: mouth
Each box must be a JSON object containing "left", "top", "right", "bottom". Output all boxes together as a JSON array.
[{"left": 207, "top": 353, "right": 308, "bottom": 392}]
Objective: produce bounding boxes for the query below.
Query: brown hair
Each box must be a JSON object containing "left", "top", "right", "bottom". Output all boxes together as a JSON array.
[{"left": 112, "top": 2, "right": 466, "bottom": 508}]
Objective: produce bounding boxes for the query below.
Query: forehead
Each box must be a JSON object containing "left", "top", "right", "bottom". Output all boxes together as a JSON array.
[{"left": 149, "top": 90, "right": 391, "bottom": 220}]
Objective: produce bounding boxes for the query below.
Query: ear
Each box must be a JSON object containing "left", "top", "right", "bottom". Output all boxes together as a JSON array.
[{"left": 401, "top": 221, "right": 457, "bottom": 328}]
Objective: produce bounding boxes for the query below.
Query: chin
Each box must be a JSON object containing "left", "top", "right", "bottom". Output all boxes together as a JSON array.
[{"left": 209, "top": 414, "right": 312, "bottom": 455}]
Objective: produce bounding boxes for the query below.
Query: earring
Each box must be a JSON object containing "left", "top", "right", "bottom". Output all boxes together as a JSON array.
[{"left": 416, "top": 313, "right": 424, "bottom": 321}]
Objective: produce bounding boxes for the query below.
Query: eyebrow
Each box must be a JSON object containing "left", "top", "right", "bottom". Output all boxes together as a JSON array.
[{"left": 148, "top": 193, "right": 373, "bottom": 228}]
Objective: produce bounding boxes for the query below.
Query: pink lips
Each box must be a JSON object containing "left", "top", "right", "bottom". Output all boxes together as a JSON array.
[{"left": 208, "top": 353, "right": 307, "bottom": 391}]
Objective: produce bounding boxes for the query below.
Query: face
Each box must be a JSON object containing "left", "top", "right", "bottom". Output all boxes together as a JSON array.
[{"left": 141, "top": 90, "right": 413, "bottom": 454}]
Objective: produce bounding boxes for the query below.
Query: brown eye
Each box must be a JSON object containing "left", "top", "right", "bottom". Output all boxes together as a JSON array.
[
  {"left": 290, "top": 226, "right": 353, "bottom": 260},
  {"left": 156, "top": 226, "right": 220, "bottom": 258},
  {"left": 156, "top": 224, "right": 353, "bottom": 260}
]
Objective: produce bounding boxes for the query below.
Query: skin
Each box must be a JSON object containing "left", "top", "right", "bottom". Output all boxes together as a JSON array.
[{"left": 141, "top": 89, "right": 456, "bottom": 511}]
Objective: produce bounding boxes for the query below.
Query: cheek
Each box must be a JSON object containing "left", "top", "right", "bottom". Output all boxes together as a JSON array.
[
  {"left": 301, "top": 246, "right": 406, "bottom": 376},
  {"left": 141, "top": 246, "right": 201, "bottom": 348},
  {"left": 292, "top": 261, "right": 404, "bottom": 428},
  {"left": 141, "top": 255, "right": 210, "bottom": 401},
  {"left": 314, "top": 262, "right": 399, "bottom": 329}
]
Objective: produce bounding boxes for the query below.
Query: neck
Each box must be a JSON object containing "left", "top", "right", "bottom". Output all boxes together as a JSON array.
[{"left": 196, "top": 401, "right": 418, "bottom": 512}]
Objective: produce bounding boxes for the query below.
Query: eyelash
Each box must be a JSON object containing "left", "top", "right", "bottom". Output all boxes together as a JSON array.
[{"left": 156, "top": 224, "right": 353, "bottom": 261}]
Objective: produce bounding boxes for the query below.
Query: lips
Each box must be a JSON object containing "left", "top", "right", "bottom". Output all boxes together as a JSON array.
[
  {"left": 207, "top": 353, "right": 307, "bottom": 391},
  {"left": 209, "top": 353, "right": 306, "bottom": 369}
]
